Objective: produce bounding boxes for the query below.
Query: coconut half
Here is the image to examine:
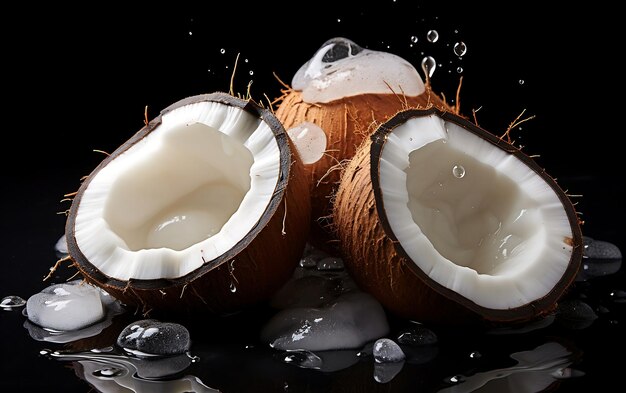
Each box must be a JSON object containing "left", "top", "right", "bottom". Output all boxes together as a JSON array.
[
  {"left": 275, "top": 37, "right": 451, "bottom": 249},
  {"left": 66, "top": 93, "right": 310, "bottom": 314},
  {"left": 334, "top": 109, "right": 582, "bottom": 324}
]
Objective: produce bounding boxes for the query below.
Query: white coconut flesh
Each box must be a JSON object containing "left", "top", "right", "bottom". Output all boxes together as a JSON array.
[
  {"left": 379, "top": 115, "right": 574, "bottom": 310},
  {"left": 74, "top": 101, "right": 280, "bottom": 280}
]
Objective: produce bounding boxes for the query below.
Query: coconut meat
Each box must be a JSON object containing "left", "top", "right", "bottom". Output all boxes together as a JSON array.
[
  {"left": 73, "top": 102, "right": 280, "bottom": 280},
  {"left": 379, "top": 115, "right": 574, "bottom": 309},
  {"left": 292, "top": 37, "right": 425, "bottom": 104}
]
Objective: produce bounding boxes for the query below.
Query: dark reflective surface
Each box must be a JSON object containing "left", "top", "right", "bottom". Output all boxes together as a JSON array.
[{"left": 2, "top": 1, "right": 624, "bottom": 392}]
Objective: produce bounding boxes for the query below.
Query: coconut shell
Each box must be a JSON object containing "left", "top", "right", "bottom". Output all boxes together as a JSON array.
[
  {"left": 275, "top": 88, "right": 451, "bottom": 250},
  {"left": 66, "top": 93, "right": 310, "bottom": 315},
  {"left": 333, "top": 108, "right": 583, "bottom": 325}
]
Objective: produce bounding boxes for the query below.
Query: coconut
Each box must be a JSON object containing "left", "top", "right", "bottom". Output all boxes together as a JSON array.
[
  {"left": 275, "top": 37, "right": 451, "bottom": 249},
  {"left": 333, "top": 108, "right": 582, "bottom": 324},
  {"left": 66, "top": 93, "right": 310, "bottom": 314}
]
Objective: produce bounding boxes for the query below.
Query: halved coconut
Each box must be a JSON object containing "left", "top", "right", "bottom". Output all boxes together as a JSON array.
[
  {"left": 275, "top": 37, "right": 451, "bottom": 249},
  {"left": 334, "top": 109, "right": 582, "bottom": 324},
  {"left": 66, "top": 93, "right": 310, "bottom": 314}
]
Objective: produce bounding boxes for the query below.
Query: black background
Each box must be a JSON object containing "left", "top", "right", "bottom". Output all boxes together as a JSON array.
[{"left": 1, "top": 1, "right": 623, "bottom": 392}]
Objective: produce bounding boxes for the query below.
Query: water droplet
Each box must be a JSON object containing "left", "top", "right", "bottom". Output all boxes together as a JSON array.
[
  {"left": 452, "top": 165, "right": 466, "bottom": 179},
  {"left": 284, "top": 382, "right": 289, "bottom": 391},
  {"left": 299, "top": 256, "right": 317, "bottom": 268},
  {"left": 373, "top": 338, "right": 405, "bottom": 363},
  {"left": 229, "top": 282, "right": 237, "bottom": 293},
  {"left": 454, "top": 29, "right": 459, "bottom": 34},
  {"left": 189, "top": 355, "right": 200, "bottom": 363},
  {"left": 410, "top": 35, "right": 418, "bottom": 43},
  {"left": 249, "top": 70, "right": 254, "bottom": 76},
  {"left": 453, "top": 42, "right": 467, "bottom": 56},
  {"left": 457, "top": 67, "right": 463, "bottom": 73},
  {"left": 280, "top": 349, "right": 323, "bottom": 369},
  {"left": 519, "top": 79, "right": 525, "bottom": 85},
  {"left": 316, "top": 257, "right": 344, "bottom": 271},
  {"left": 220, "top": 48, "right": 226, "bottom": 54},
  {"left": 337, "top": 18, "right": 341, "bottom": 23},
  {"left": 427, "top": 30, "right": 439, "bottom": 43},
  {"left": 244, "top": 58, "right": 249, "bottom": 63},
  {"left": 1, "top": 295, "right": 26, "bottom": 310},
  {"left": 421, "top": 56, "right": 436, "bottom": 78},
  {"left": 469, "top": 351, "right": 482, "bottom": 359},
  {"left": 446, "top": 374, "right": 466, "bottom": 384},
  {"left": 188, "top": 31, "right": 193, "bottom": 36},
  {"left": 92, "top": 367, "right": 127, "bottom": 379},
  {"left": 39, "top": 349, "right": 50, "bottom": 356}
]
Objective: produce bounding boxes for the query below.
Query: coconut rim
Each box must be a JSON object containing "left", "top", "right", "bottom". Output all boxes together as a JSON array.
[
  {"left": 66, "top": 92, "right": 292, "bottom": 291},
  {"left": 369, "top": 108, "right": 583, "bottom": 320}
]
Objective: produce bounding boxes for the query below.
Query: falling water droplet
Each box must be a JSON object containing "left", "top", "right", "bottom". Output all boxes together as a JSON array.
[
  {"left": 452, "top": 165, "right": 466, "bottom": 178},
  {"left": 337, "top": 18, "right": 341, "bottom": 23},
  {"left": 244, "top": 58, "right": 249, "bottom": 63},
  {"left": 229, "top": 282, "right": 237, "bottom": 293},
  {"left": 249, "top": 70, "right": 254, "bottom": 76},
  {"left": 1, "top": 295, "right": 26, "bottom": 310},
  {"left": 220, "top": 48, "right": 226, "bottom": 54},
  {"left": 421, "top": 56, "right": 436, "bottom": 78},
  {"left": 453, "top": 42, "right": 467, "bottom": 56},
  {"left": 469, "top": 351, "right": 482, "bottom": 359},
  {"left": 457, "top": 67, "right": 463, "bottom": 73},
  {"left": 427, "top": 30, "right": 439, "bottom": 43},
  {"left": 39, "top": 349, "right": 50, "bottom": 356},
  {"left": 188, "top": 31, "right": 193, "bottom": 36},
  {"left": 519, "top": 79, "right": 525, "bottom": 85},
  {"left": 410, "top": 35, "right": 418, "bottom": 43}
]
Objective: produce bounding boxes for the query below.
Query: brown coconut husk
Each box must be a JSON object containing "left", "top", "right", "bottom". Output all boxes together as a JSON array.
[{"left": 275, "top": 86, "right": 452, "bottom": 251}]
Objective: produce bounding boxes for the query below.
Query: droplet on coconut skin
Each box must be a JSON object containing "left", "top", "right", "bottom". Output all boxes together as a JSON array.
[
  {"left": 286, "top": 122, "right": 327, "bottom": 165},
  {"left": 292, "top": 37, "right": 425, "bottom": 104}
]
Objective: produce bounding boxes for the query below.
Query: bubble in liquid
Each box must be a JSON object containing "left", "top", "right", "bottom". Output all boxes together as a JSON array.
[
  {"left": 453, "top": 41, "right": 467, "bottom": 56},
  {"left": 220, "top": 48, "right": 225, "bottom": 54},
  {"left": 457, "top": 67, "right": 463, "bottom": 73},
  {"left": 452, "top": 165, "right": 466, "bottom": 178},
  {"left": 427, "top": 30, "right": 439, "bottom": 43},
  {"left": 1, "top": 295, "right": 26, "bottom": 310},
  {"left": 421, "top": 56, "right": 436, "bottom": 78},
  {"left": 410, "top": 36, "right": 418, "bottom": 43}
]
